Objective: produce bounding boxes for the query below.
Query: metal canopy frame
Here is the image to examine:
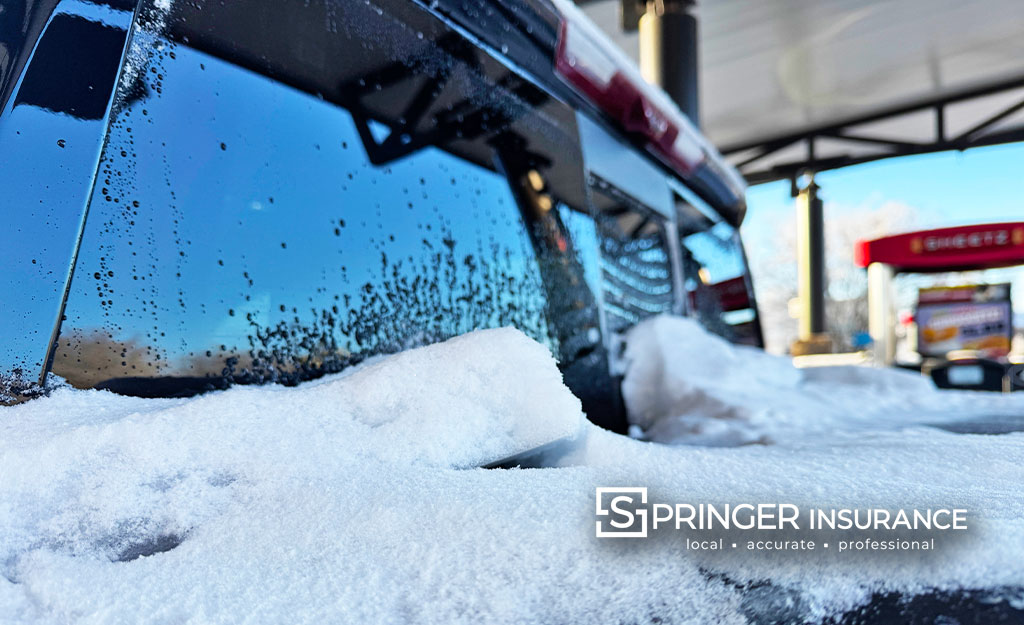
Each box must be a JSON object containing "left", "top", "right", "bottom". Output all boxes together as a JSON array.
[
  {"left": 578, "top": 0, "right": 1024, "bottom": 188},
  {"left": 724, "top": 72, "right": 1024, "bottom": 185}
]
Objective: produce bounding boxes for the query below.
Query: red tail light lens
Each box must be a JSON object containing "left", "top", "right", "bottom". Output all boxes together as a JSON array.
[{"left": 552, "top": 9, "right": 704, "bottom": 175}]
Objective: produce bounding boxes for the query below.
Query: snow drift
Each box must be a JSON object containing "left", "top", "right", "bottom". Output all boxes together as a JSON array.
[
  {"left": 2, "top": 321, "right": 1024, "bottom": 624},
  {"left": 622, "top": 315, "right": 1023, "bottom": 446}
]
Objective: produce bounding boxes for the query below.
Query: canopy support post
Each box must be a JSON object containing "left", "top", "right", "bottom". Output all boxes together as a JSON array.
[
  {"left": 791, "top": 175, "right": 832, "bottom": 355},
  {"left": 638, "top": 0, "right": 699, "bottom": 127},
  {"left": 867, "top": 262, "right": 896, "bottom": 366}
]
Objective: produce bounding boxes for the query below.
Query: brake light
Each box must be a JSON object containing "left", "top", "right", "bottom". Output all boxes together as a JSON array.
[{"left": 551, "top": 1, "right": 705, "bottom": 175}]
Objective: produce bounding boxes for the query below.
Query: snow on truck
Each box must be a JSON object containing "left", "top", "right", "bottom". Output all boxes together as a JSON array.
[{"left": 0, "top": 0, "right": 760, "bottom": 430}]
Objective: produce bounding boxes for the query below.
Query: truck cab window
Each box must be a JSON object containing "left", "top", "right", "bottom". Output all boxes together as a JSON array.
[
  {"left": 589, "top": 176, "right": 676, "bottom": 334},
  {"left": 680, "top": 215, "right": 763, "bottom": 347}
]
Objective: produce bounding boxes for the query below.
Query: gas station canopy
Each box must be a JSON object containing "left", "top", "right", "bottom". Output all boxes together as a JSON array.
[
  {"left": 855, "top": 222, "right": 1024, "bottom": 274},
  {"left": 580, "top": 0, "right": 1024, "bottom": 183}
]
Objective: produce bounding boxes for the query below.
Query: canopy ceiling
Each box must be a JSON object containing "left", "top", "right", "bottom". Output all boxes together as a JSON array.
[{"left": 580, "top": 0, "right": 1024, "bottom": 183}]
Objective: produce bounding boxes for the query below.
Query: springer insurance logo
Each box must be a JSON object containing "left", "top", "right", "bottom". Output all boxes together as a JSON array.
[
  {"left": 595, "top": 487, "right": 649, "bottom": 537},
  {"left": 595, "top": 487, "right": 969, "bottom": 550}
]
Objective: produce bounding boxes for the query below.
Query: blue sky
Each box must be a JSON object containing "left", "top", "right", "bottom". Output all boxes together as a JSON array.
[{"left": 745, "top": 142, "right": 1024, "bottom": 229}]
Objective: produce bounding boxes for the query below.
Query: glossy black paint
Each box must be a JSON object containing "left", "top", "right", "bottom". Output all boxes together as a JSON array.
[
  {"left": 0, "top": 0, "right": 60, "bottom": 113},
  {"left": 14, "top": 14, "right": 125, "bottom": 118}
]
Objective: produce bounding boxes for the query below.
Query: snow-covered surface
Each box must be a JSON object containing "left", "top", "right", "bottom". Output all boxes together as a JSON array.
[
  {"left": 2, "top": 320, "right": 1024, "bottom": 624},
  {"left": 622, "top": 315, "right": 1023, "bottom": 446}
]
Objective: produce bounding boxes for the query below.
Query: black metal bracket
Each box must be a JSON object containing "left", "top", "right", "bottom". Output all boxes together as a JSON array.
[{"left": 339, "top": 32, "right": 548, "bottom": 166}]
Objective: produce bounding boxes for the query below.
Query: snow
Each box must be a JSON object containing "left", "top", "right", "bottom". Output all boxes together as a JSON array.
[
  {"left": 116, "top": 0, "right": 174, "bottom": 103},
  {"left": 622, "top": 315, "right": 1022, "bottom": 446},
  {"left": 2, "top": 320, "right": 1024, "bottom": 624}
]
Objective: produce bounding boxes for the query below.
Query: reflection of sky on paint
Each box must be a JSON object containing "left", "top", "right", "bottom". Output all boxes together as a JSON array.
[
  {"left": 57, "top": 0, "right": 131, "bottom": 27},
  {"left": 0, "top": 0, "right": 131, "bottom": 376},
  {"left": 743, "top": 145, "right": 1024, "bottom": 314},
  {"left": 0, "top": 104, "right": 105, "bottom": 374},
  {"left": 684, "top": 221, "right": 745, "bottom": 285},
  {"left": 63, "top": 36, "right": 549, "bottom": 367}
]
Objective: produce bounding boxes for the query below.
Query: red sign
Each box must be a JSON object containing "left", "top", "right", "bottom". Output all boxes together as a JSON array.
[{"left": 855, "top": 222, "right": 1024, "bottom": 273}]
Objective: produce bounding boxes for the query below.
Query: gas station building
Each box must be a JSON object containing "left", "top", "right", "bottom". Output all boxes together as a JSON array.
[{"left": 855, "top": 222, "right": 1024, "bottom": 386}]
